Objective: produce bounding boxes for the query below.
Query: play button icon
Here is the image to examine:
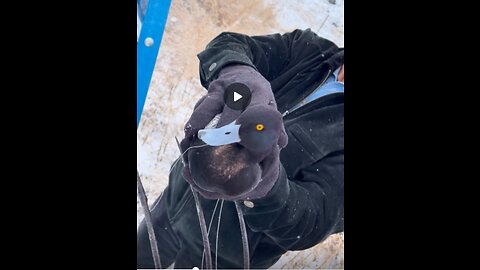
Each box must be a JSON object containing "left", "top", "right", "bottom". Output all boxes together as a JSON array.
[
  {"left": 233, "top": 92, "right": 242, "bottom": 102},
  {"left": 224, "top": 83, "right": 252, "bottom": 111}
]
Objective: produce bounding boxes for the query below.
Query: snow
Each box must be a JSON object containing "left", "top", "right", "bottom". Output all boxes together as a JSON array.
[{"left": 138, "top": 0, "right": 344, "bottom": 268}]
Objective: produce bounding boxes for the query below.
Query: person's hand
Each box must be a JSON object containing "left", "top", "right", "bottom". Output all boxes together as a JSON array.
[{"left": 179, "top": 65, "right": 288, "bottom": 201}]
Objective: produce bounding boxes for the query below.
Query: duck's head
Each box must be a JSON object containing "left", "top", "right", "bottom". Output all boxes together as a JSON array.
[
  {"left": 186, "top": 105, "right": 285, "bottom": 200},
  {"left": 198, "top": 105, "right": 284, "bottom": 162}
]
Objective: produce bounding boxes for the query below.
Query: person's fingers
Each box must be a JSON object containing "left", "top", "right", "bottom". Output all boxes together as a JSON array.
[
  {"left": 216, "top": 106, "right": 242, "bottom": 127},
  {"left": 180, "top": 89, "right": 225, "bottom": 156},
  {"left": 180, "top": 95, "right": 207, "bottom": 150},
  {"left": 193, "top": 95, "right": 207, "bottom": 110},
  {"left": 180, "top": 94, "right": 208, "bottom": 152},
  {"left": 185, "top": 90, "right": 224, "bottom": 136}
]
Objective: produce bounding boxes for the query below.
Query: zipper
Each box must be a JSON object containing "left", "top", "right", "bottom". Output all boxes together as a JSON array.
[{"left": 282, "top": 68, "right": 332, "bottom": 118}]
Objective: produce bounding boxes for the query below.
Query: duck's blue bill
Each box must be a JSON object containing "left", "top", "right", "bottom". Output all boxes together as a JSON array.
[{"left": 198, "top": 121, "right": 241, "bottom": 146}]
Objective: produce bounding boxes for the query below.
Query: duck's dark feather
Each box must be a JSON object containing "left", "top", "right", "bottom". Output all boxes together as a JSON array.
[{"left": 187, "top": 138, "right": 262, "bottom": 200}]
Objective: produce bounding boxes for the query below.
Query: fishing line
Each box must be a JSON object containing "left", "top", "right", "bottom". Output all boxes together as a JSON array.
[
  {"left": 191, "top": 187, "right": 213, "bottom": 269},
  {"left": 215, "top": 199, "right": 224, "bottom": 270},
  {"left": 235, "top": 201, "right": 250, "bottom": 269},
  {"left": 173, "top": 137, "right": 213, "bottom": 269},
  {"left": 169, "top": 143, "right": 208, "bottom": 175},
  {"left": 201, "top": 199, "right": 220, "bottom": 269}
]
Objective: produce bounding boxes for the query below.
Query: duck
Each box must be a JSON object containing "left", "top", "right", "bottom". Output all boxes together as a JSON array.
[{"left": 186, "top": 105, "right": 287, "bottom": 201}]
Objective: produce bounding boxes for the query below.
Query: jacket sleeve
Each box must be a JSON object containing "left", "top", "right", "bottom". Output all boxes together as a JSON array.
[
  {"left": 197, "top": 28, "right": 339, "bottom": 88},
  {"left": 241, "top": 150, "right": 344, "bottom": 251}
]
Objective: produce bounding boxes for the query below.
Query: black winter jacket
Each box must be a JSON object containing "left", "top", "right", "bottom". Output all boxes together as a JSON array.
[{"left": 137, "top": 29, "right": 344, "bottom": 269}]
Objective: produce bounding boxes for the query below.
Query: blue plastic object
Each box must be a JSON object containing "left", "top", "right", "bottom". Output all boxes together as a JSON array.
[{"left": 137, "top": 0, "right": 172, "bottom": 128}]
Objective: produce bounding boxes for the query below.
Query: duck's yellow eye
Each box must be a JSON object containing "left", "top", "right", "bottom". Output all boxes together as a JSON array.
[{"left": 256, "top": 124, "right": 264, "bottom": 131}]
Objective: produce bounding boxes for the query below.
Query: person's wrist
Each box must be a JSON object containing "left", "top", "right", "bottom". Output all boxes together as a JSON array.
[{"left": 216, "top": 64, "right": 259, "bottom": 81}]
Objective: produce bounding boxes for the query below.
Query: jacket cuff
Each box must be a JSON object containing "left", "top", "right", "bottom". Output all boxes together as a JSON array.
[{"left": 197, "top": 49, "right": 257, "bottom": 85}]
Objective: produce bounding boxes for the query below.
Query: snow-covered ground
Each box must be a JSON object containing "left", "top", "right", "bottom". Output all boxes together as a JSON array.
[{"left": 137, "top": 0, "right": 344, "bottom": 268}]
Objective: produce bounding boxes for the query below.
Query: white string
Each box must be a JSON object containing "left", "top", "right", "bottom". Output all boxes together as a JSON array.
[
  {"left": 235, "top": 201, "right": 250, "bottom": 269},
  {"left": 170, "top": 142, "right": 212, "bottom": 268},
  {"left": 215, "top": 199, "right": 225, "bottom": 270},
  {"left": 168, "top": 143, "right": 208, "bottom": 175},
  {"left": 192, "top": 188, "right": 213, "bottom": 269},
  {"left": 201, "top": 199, "right": 220, "bottom": 269}
]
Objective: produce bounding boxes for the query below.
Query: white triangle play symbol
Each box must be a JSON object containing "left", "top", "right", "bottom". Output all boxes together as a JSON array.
[{"left": 233, "top": 91, "right": 243, "bottom": 102}]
